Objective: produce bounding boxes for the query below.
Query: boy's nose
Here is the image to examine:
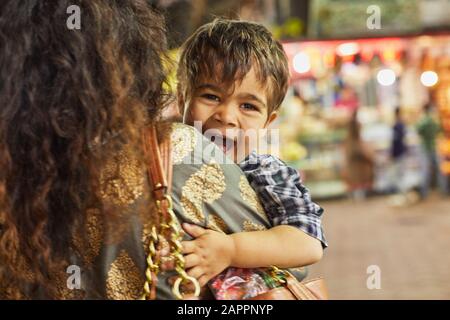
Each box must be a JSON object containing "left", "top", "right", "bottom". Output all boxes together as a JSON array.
[{"left": 213, "top": 104, "right": 238, "bottom": 128}]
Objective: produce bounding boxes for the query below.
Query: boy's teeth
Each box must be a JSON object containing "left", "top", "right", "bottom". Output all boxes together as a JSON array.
[{"left": 209, "top": 135, "right": 234, "bottom": 153}]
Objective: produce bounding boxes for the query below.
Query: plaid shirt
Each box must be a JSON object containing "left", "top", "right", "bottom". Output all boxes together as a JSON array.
[{"left": 239, "top": 151, "right": 327, "bottom": 248}]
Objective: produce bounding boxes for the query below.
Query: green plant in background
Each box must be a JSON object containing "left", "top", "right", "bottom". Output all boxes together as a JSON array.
[
  {"left": 281, "top": 142, "right": 308, "bottom": 163},
  {"left": 272, "top": 17, "right": 304, "bottom": 40}
]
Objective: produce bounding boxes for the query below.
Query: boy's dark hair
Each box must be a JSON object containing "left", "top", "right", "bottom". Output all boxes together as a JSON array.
[{"left": 177, "top": 18, "right": 289, "bottom": 115}]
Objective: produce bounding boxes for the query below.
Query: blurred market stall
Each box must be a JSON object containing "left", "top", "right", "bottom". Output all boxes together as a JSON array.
[{"left": 280, "top": 35, "right": 450, "bottom": 199}]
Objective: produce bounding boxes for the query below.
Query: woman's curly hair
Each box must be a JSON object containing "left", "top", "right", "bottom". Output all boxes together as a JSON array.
[{"left": 0, "top": 0, "right": 169, "bottom": 298}]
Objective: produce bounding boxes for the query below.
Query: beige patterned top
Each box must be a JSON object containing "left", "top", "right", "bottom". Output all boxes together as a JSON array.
[{"left": 2, "top": 123, "right": 306, "bottom": 300}]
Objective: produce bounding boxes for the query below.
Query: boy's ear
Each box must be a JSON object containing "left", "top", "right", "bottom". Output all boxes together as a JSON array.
[{"left": 264, "top": 111, "right": 278, "bottom": 128}]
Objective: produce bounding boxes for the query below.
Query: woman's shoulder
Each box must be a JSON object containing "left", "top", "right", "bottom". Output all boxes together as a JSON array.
[
  {"left": 96, "top": 122, "right": 229, "bottom": 208},
  {"left": 168, "top": 124, "right": 271, "bottom": 233},
  {"left": 169, "top": 122, "right": 196, "bottom": 135},
  {"left": 169, "top": 122, "right": 200, "bottom": 165},
  {"left": 169, "top": 122, "right": 235, "bottom": 166}
]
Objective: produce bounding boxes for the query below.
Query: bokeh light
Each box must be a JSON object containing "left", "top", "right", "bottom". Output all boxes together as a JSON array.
[
  {"left": 376, "top": 68, "right": 396, "bottom": 86},
  {"left": 293, "top": 52, "right": 311, "bottom": 74},
  {"left": 420, "top": 71, "right": 439, "bottom": 87}
]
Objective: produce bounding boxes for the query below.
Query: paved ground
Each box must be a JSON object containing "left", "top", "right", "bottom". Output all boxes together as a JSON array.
[{"left": 307, "top": 192, "right": 450, "bottom": 299}]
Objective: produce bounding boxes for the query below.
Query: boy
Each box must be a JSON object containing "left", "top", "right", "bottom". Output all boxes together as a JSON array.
[{"left": 176, "top": 18, "right": 327, "bottom": 293}]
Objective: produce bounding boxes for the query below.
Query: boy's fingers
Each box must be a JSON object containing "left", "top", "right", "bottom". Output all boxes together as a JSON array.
[
  {"left": 181, "top": 240, "right": 196, "bottom": 254},
  {"left": 187, "top": 266, "right": 205, "bottom": 280},
  {"left": 182, "top": 223, "right": 207, "bottom": 238},
  {"left": 184, "top": 253, "right": 201, "bottom": 269}
]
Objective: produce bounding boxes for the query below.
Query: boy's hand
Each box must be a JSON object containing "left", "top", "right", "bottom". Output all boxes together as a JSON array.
[{"left": 181, "top": 223, "right": 235, "bottom": 287}]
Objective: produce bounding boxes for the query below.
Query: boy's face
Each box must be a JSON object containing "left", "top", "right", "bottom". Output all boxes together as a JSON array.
[{"left": 184, "top": 67, "right": 278, "bottom": 162}]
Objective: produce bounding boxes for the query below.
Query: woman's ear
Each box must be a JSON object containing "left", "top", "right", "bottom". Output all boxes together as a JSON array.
[{"left": 264, "top": 111, "right": 278, "bottom": 128}]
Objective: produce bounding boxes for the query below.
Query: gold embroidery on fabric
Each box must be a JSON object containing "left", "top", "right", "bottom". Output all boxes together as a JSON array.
[
  {"left": 239, "top": 175, "right": 267, "bottom": 218},
  {"left": 72, "top": 208, "right": 103, "bottom": 266},
  {"left": 86, "top": 209, "right": 103, "bottom": 261},
  {"left": 0, "top": 287, "right": 20, "bottom": 300},
  {"left": 19, "top": 260, "right": 36, "bottom": 283},
  {"left": 243, "top": 220, "right": 267, "bottom": 232},
  {"left": 207, "top": 213, "right": 228, "bottom": 233},
  {"left": 180, "top": 163, "right": 226, "bottom": 225},
  {"left": 100, "top": 149, "right": 144, "bottom": 206},
  {"left": 54, "top": 268, "right": 85, "bottom": 300},
  {"left": 171, "top": 123, "right": 197, "bottom": 164},
  {"left": 106, "top": 250, "right": 144, "bottom": 300},
  {"left": 180, "top": 199, "right": 203, "bottom": 224}
]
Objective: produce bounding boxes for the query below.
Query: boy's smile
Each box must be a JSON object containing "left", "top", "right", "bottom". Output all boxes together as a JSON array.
[{"left": 184, "top": 68, "right": 277, "bottom": 162}]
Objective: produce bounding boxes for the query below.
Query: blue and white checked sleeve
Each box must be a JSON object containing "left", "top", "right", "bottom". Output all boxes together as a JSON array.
[{"left": 240, "top": 152, "right": 327, "bottom": 248}]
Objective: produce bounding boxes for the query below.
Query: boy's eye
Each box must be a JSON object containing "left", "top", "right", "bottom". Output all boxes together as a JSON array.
[
  {"left": 201, "top": 93, "right": 220, "bottom": 102},
  {"left": 241, "top": 103, "right": 259, "bottom": 111}
]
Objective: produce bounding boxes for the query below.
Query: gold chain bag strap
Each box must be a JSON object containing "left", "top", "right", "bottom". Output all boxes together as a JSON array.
[{"left": 140, "top": 125, "right": 200, "bottom": 300}]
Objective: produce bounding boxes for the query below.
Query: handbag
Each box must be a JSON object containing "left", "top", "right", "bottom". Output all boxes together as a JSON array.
[
  {"left": 140, "top": 125, "right": 329, "bottom": 300},
  {"left": 248, "top": 267, "right": 328, "bottom": 300}
]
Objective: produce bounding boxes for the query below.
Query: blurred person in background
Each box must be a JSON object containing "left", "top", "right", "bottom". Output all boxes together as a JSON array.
[
  {"left": 390, "top": 107, "right": 410, "bottom": 204},
  {"left": 342, "top": 110, "right": 375, "bottom": 200},
  {"left": 334, "top": 85, "right": 359, "bottom": 116},
  {"left": 416, "top": 102, "right": 441, "bottom": 199}
]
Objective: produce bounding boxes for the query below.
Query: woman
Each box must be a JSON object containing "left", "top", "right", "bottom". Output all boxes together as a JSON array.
[
  {"left": 342, "top": 110, "right": 375, "bottom": 200},
  {"left": 0, "top": 0, "right": 165, "bottom": 299},
  {"left": 0, "top": 1, "right": 302, "bottom": 299}
]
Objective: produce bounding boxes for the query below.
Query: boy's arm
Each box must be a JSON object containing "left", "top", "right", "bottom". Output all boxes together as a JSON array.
[
  {"left": 242, "top": 153, "right": 328, "bottom": 249},
  {"left": 181, "top": 223, "right": 322, "bottom": 287},
  {"left": 229, "top": 225, "right": 323, "bottom": 268}
]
